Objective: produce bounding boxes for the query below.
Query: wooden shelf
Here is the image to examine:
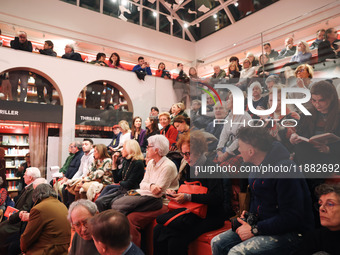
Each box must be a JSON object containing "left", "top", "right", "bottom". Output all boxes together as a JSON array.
[
  {"left": 5, "top": 155, "right": 26, "bottom": 158},
  {"left": 8, "top": 189, "right": 19, "bottom": 192},
  {"left": 5, "top": 166, "right": 17, "bottom": 169},
  {"left": 1, "top": 144, "right": 29, "bottom": 147},
  {"left": 6, "top": 177, "right": 20, "bottom": 180}
]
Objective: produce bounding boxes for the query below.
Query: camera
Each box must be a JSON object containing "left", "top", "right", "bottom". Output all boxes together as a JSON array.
[{"left": 231, "top": 212, "right": 258, "bottom": 232}]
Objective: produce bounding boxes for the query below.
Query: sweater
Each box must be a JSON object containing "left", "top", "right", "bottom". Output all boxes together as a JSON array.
[
  {"left": 249, "top": 141, "right": 314, "bottom": 235},
  {"left": 137, "top": 156, "right": 178, "bottom": 197}
]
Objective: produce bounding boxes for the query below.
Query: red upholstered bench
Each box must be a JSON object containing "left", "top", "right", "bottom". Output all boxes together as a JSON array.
[
  {"left": 188, "top": 221, "right": 231, "bottom": 255},
  {"left": 145, "top": 220, "right": 231, "bottom": 255}
]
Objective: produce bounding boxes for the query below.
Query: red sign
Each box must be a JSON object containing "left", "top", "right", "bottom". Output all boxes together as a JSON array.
[{"left": 0, "top": 125, "right": 29, "bottom": 134}]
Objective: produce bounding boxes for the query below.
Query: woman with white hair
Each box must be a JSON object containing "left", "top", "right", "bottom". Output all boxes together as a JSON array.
[
  {"left": 110, "top": 135, "right": 178, "bottom": 215},
  {"left": 290, "top": 41, "right": 312, "bottom": 64},
  {"left": 112, "top": 120, "right": 131, "bottom": 151}
]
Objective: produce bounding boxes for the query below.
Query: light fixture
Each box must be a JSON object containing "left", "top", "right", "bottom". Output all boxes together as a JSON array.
[
  {"left": 213, "top": 14, "right": 217, "bottom": 19},
  {"left": 121, "top": 0, "right": 128, "bottom": 6},
  {"left": 184, "top": 23, "right": 188, "bottom": 28},
  {"left": 234, "top": 2, "right": 238, "bottom": 7},
  {"left": 153, "top": 11, "right": 157, "bottom": 17},
  {"left": 233, "top": 43, "right": 237, "bottom": 46},
  {"left": 112, "top": 0, "right": 117, "bottom": 2}
]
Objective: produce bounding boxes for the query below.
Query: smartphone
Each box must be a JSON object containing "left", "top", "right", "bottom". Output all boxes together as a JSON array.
[{"left": 166, "top": 193, "right": 175, "bottom": 198}]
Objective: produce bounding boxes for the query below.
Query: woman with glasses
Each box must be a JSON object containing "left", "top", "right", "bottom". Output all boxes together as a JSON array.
[
  {"left": 153, "top": 131, "right": 225, "bottom": 255},
  {"left": 292, "top": 183, "right": 340, "bottom": 255}
]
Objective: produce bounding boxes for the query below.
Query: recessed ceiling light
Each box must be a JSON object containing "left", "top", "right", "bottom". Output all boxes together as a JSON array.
[
  {"left": 184, "top": 23, "right": 188, "bottom": 28},
  {"left": 213, "top": 14, "right": 217, "bottom": 19},
  {"left": 153, "top": 11, "right": 157, "bottom": 17},
  {"left": 234, "top": 2, "right": 238, "bottom": 7}
]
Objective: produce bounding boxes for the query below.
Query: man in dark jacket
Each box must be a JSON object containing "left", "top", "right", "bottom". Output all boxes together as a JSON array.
[
  {"left": 278, "top": 37, "right": 296, "bottom": 59},
  {"left": 318, "top": 27, "right": 340, "bottom": 62},
  {"left": 62, "top": 44, "right": 84, "bottom": 62},
  {"left": 64, "top": 141, "right": 84, "bottom": 180},
  {"left": 211, "top": 127, "right": 314, "bottom": 255},
  {"left": 38, "top": 40, "right": 57, "bottom": 57},
  {"left": 9, "top": 31, "right": 32, "bottom": 101}
]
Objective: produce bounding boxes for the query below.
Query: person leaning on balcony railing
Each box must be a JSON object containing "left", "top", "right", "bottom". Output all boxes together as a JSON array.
[
  {"left": 318, "top": 27, "right": 340, "bottom": 62},
  {"left": 62, "top": 44, "right": 84, "bottom": 62}
]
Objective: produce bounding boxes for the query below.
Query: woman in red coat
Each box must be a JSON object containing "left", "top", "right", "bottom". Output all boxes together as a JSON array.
[{"left": 159, "top": 112, "right": 178, "bottom": 150}]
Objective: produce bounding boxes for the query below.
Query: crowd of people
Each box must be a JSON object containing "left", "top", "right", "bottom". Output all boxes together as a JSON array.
[
  {"left": 0, "top": 26, "right": 340, "bottom": 255},
  {"left": 1, "top": 27, "right": 339, "bottom": 105}
]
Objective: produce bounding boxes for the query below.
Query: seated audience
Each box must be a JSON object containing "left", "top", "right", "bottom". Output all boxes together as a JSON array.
[
  {"left": 111, "top": 135, "right": 178, "bottom": 215},
  {"left": 131, "top": 116, "right": 146, "bottom": 151},
  {"left": 290, "top": 80, "right": 340, "bottom": 171},
  {"left": 62, "top": 44, "right": 84, "bottom": 62},
  {"left": 20, "top": 184, "right": 71, "bottom": 254},
  {"left": 173, "top": 115, "right": 190, "bottom": 137},
  {"left": 68, "top": 199, "right": 101, "bottom": 255},
  {"left": 90, "top": 53, "right": 108, "bottom": 66},
  {"left": 236, "top": 58, "right": 256, "bottom": 90},
  {"left": 89, "top": 209, "right": 144, "bottom": 255},
  {"left": 112, "top": 120, "right": 131, "bottom": 151},
  {"left": 290, "top": 41, "right": 312, "bottom": 64},
  {"left": 205, "top": 101, "right": 228, "bottom": 150},
  {"left": 37, "top": 40, "right": 57, "bottom": 56},
  {"left": 246, "top": 81, "right": 268, "bottom": 119},
  {"left": 246, "top": 52, "right": 259, "bottom": 67},
  {"left": 132, "top": 56, "right": 152, "bottom": 75},
  {"left": 62, "top": 141, "right": 84, "bottom": 182},
  {"left": 16, "top": 152, "right": 31, "bottom": 191},
  {"left": 63, "top": 139, "right": 95, "bottom": 207},
  {"left": 263, "top": 42, "right": 279, "bottom": 61},
  {"left": 107, "top": 125, "right": 122, "bottom": 153},
  {"left": 226, "top": 62, "right": 240, "bottom": 83},
  {"left": 278, "top": 37, "right": 297, "bottom": 59},
  {"left": 293, "top": 183, "right": 340, "bottom": 255},
  {"left": 264, "top": 74, "right": 281, "bottom": 91},
  {"left": 108, "top": 52, "right": 125, "bottom": 69},
  {"left": 229, "top": 56, "right": 242, "bottom": 71},
  {"left": 261, "top": 85, "right": 300, "bottom": 150},
  {"left": 155, "top": 62, "right": 171, "bottom": 79},
  {"left": 153, "top": 132, "right": 225, "bottom": 255},
  {"left": 170, "top": 102, "right": 188, "bottom": 124},
  {"left": 150, "top": 106, "right": 159, "bottom": 117},
  {"left": 95, "top": 140, "right": 145, "bottom": 212},
  {"left": 318, "top": 27, "right": 340, "bottom": 62},
  {"left": 211, "top": 127, "right": 314, "bottom": 255},
  {"left": 210, "top": 65, "right": 226, "bottom": 84},
  {"left": 255, "top": 54, "right": 274, "bottom": 78},
  {"left": 310, "top": 29, "right": 326, "bottom": 50},
  {"left": 216, "top": 95, "right": 251, "bottom": 163},
  {"left": 142, "top": 117, "right": 160, "bottom": 151},
  {"left": 75, "top": 144, "right": 112, "bottom": 200},
  {"left": 159, "top": 112, "right": 178, "bottom": 149}
]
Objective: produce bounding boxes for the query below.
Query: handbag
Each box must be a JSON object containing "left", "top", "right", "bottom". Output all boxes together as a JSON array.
[{"left": 168, "top": 181, "right": 208, "bottom": 219}]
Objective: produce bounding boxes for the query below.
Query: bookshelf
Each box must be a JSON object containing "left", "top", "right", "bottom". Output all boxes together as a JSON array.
[{"left": 1, "top": 134, "right": 29, "bottom": 192}]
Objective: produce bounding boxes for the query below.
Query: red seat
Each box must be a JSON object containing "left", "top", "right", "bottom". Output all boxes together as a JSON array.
[{"left": 188, "top": 221, "right": 231, "bottom": 255}]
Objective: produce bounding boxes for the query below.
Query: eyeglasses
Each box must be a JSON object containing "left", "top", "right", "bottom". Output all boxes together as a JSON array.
[
  {"left": 297, "top": 69, "right": 306, "bottom": 73},
  {"left": 180, "top": 152, "right": 190, "bottom": 157},
  {"left": 147, "top": 145, "right": 154, "bottom": 149},
  {"left": 314, "top": 201, "right": 340, "bottom": 211},
  {"left": 72, "top": 219, "right": 89, "bottom": 229}
]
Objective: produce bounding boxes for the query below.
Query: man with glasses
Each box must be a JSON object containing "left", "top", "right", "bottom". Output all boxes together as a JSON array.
[
  {"left": 318, "top": 27, "right": 340, "bottom": 62},
  {"left": 263, "top": 42, "right": 279, "bottom": 62},
  {"left": 68, "top": 199, "right": 101, "bottom": 255},
  {"left": 9, "top": 31, "right": 32, "bottom": 101},
  {"left": 293, "top": 183, "right": 340, "bottom": 255}
]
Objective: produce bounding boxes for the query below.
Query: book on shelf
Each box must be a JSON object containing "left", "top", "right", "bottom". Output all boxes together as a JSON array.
[{"left": 297, "top": 133, "right": 340, "bottom": 145}]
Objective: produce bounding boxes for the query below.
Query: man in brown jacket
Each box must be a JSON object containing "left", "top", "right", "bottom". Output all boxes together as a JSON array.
[{"left": 20, "top": 184, "right": 71, "bottom": 255}]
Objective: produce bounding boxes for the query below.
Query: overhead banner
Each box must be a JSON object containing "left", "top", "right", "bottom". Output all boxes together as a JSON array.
[
  {"left": 0, "top": 101, "right": 62, "bottom": 123},
  {"left": 76, "top": 108, "right": 133, "bottom": 126}
]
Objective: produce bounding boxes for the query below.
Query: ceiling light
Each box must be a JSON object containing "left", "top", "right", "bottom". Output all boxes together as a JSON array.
[
  {"left": 122, "top": 0, "right": 128, "bottom": 6},
  {"left": 184, "top": 23, "right": 188, "bottom": 28},
  {"left": 234, "top": 2, "right": 238, "bottom": 7},
  {"left": 233, "top": 43, "right": 237, "bottom": 46},
  {"left": 153, "top": 11, "right": 157, "bottom": 17},
  {"left": 112, "top": 0, "right": 117, "bottom": 2},
  {"left": 213, "top": 14, "right": 217, "bottom": 19}
]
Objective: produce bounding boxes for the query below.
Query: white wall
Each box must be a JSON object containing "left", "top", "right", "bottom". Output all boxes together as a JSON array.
[{"left": 0, "top": 47, "right": 177, "bottom": 163}]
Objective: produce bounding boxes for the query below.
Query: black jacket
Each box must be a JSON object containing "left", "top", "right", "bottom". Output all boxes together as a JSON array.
[
  {"left": 10, "top": 37, "right": 32, "bottom": 52},
  {"left": 65, "top": 150, "right": 84, "bottom": 179},
  {"left": 39, "top": 48, "right": 57, "bottom": 57}
]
